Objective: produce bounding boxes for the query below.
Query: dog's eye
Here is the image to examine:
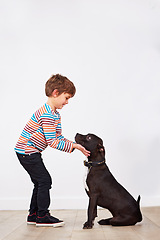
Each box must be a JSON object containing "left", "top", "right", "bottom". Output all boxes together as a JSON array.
[{"left": 86, "top": 135, "right": 92, "bottom": 141}]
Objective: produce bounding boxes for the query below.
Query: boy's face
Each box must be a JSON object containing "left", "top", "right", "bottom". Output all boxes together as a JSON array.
[{"left": 53, "top": 92, "right": 72, "bottom": 110}]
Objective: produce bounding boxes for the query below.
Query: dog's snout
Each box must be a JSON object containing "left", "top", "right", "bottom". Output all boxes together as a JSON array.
[
  {"left": 75, "top": 133, "right": 79, "bottom": 140},
  {"left": 75, "top": 133, "right": 80, "bottom": 143},
  {"left": 75, "top": 133, "right": 79, "bottom": 138},
  {"left": 75, "top": 133, "right": 85, "bottom": 145}
]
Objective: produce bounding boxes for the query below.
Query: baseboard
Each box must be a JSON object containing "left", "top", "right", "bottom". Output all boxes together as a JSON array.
[
  {"left": 0, "top": 196, "right": 159, "bottom": 210},
  {"left": 0, "top": 197, "right": 88, "bottom": 210}
]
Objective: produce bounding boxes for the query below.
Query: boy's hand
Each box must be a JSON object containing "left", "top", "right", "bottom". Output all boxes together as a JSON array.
[{"left": 73, "top": 143, "right": 90, "bottom": 157}]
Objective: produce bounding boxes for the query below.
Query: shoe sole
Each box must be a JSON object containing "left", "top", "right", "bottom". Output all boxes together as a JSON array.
[
  {"left": 36, "top": 222, "right": 65, "bottom": 227},
  {"left": 27, "top": 222, "right": 36, "bottom": 225}
]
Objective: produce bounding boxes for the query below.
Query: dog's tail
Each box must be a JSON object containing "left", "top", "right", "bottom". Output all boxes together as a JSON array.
[
  {"left": 137, "top": 195, "right": 141, "bottom": 205},
  {"left": 137, "top": 195, "right": 143, "bottom": 222}
]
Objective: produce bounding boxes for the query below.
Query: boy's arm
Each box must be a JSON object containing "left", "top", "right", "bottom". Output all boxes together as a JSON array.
[
  {"left": 39, "top": 113, "right": 74, "bottom": 153},
  {"left": 56, "top": 120, "right": 90, "bottom": 156}
]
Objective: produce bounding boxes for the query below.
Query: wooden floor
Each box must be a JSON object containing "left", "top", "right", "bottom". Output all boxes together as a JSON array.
[{"left": 0, "top": 207, "right": 160, "bottom": 240}]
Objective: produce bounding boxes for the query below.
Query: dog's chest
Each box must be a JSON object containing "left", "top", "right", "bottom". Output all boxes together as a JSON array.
[{"left": 83, "top": 167, "right": 90, "bottom": 192}]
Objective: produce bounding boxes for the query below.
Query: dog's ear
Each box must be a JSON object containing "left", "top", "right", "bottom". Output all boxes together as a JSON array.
[{"left": 98, "top": 143, "right": 105, "bottom": 155}]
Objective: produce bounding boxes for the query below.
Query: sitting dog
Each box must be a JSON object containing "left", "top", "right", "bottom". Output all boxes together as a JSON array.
[{"left": 75, "top": 133, "right": 142, "bottom": 229}]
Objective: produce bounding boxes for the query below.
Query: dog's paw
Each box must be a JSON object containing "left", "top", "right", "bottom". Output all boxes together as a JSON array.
[
  {"left": 83, "top": 221, "right": 93, "bottom": 229},
  {"left": 98, "top": 218, "right": 111, "bottom": 225}
]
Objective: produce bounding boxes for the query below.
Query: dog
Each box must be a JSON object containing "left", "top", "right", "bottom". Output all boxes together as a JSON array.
[{"left": 75, "top": 133, "right": 142, "bottom": 229}]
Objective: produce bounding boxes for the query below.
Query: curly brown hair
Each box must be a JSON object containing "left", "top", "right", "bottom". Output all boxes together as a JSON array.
[{"left": 45, "top": 74, "right": 76, "bottom": 97}]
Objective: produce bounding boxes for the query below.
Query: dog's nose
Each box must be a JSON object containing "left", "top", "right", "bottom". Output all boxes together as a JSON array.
[
  {"left": 75, "top": 133, "right": 81, "bottom": 142},
  {"left": 75, "top": 133, "right": 78, "bottom": 139}
]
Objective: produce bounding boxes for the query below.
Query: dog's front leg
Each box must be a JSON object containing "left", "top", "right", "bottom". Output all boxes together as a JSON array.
[{"left": 83, "top": 194, "right": 98, "bottom": 229}]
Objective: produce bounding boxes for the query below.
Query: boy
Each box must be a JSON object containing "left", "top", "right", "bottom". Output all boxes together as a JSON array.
[{"left": 15, "top": 74, "right": 90, "bottom": 227}]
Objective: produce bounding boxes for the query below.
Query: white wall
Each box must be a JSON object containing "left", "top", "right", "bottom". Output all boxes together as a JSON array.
[{"left": 0, "top": 0, "right": 160, "bottom": 210}]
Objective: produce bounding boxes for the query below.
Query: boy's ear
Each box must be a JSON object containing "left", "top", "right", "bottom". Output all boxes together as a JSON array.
[{"left": 52, "top": 89, "right": 59, "bottom": 97}]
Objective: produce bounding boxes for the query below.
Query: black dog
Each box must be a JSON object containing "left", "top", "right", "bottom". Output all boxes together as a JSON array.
[{"left": 75, "top": 133, "right": 142, "bottom": 229}]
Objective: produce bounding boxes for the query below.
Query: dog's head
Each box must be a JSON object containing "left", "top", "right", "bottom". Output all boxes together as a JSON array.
[{"left": 75, "top": 133, "right": 105, "bottom": 160}]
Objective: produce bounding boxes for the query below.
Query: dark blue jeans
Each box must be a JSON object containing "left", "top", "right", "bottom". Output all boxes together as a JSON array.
[{"left": 16, "top": 152, "right": 52, "bottom": 217}]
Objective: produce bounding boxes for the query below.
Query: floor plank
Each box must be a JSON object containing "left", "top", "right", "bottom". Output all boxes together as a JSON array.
[
  {"left": 2, "top": 223, "right": 45, "bottom": 240},
  {"left": 130, "top": 215, "right": 160, "bottom": 240},
  {"left": 102, "top": 226, "right": 142, "bottom": 240},
  {"left": 0, "top": 207, "right": 160, "bottom": 240},
  {"left": 0, "top": 211, "right": 27, "bottom": 240},
  {"left": 141, "top": 206, "right": 160, "bottom": 227}
]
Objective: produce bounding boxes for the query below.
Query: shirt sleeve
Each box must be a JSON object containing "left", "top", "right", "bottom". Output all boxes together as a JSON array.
[{"left": 39, "top": 113, "right": 74, "bottom": 153}]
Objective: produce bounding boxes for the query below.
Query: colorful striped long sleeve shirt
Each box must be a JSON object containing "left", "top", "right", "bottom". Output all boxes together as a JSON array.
[{"left": 15, "top": 103, "right": 74, "bottom": 154}]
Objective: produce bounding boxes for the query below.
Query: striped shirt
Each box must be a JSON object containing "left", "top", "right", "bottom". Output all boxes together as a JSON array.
[{"left": 15, "top": 103, "right": 74, "bottom": 154}]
